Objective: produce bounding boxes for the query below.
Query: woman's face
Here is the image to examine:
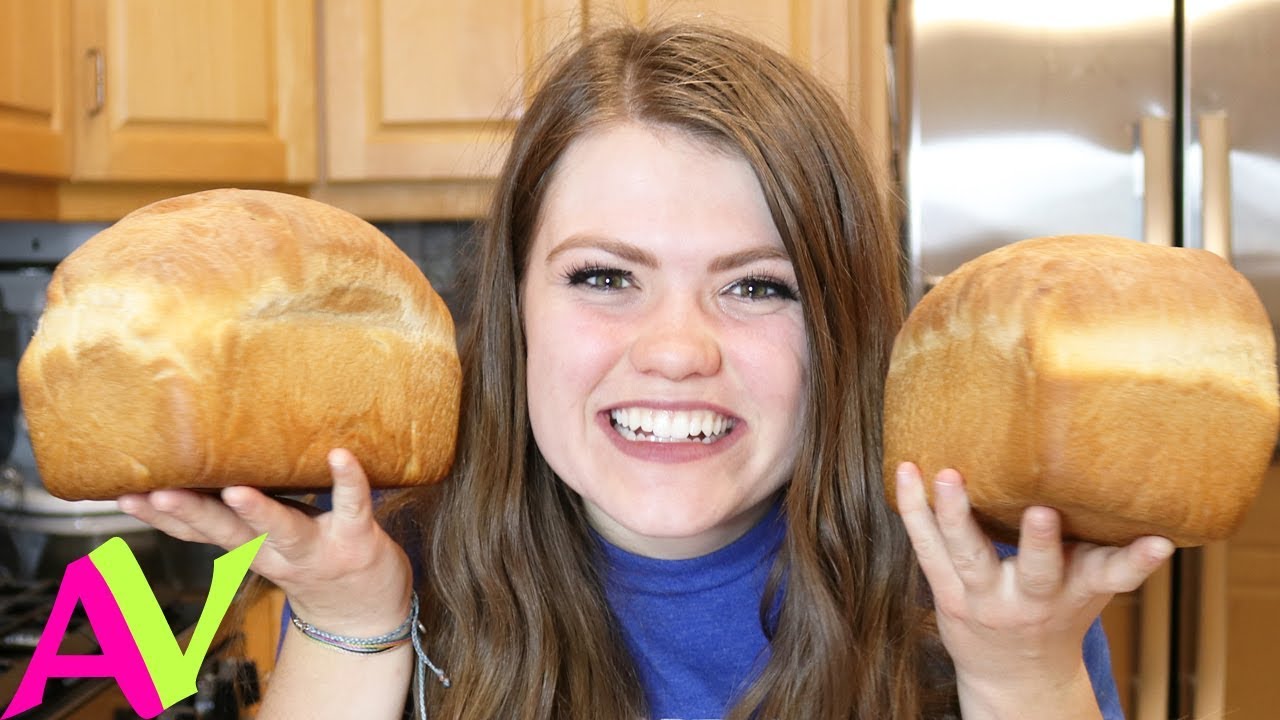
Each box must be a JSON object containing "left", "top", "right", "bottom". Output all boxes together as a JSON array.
[{"left": 521, "top": 122, "right": 809, "bottom": 559}]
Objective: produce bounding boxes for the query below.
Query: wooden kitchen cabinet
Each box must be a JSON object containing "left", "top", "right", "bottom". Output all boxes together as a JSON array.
[
  {"left": 235, "top": 582, "right": 285, "bottom": 716},
  {"left": 1, "top": 0, "right": 892, "bottom": 221},
  {"left": 69, "top": 0, "right": 316, "bottom": 183},
  {"left": 0, "top": 0, "right": 71, "bottom": 178},
  {"left": 587, "top": 0, "right": 889, "bottom": 170},
  {"left": 0, "top": 0, "right": 315, "bottom": 220},
  {"left": 313, "top": 0, "right": 585, "bottom": 219},
  {"left": 314, "top": 0, "right": 890, "bottom": 220},
  {"left": 0, "top": 0, "right": 72, "bottom": 217},
  {"left": 1220, "top": 464, "right": 1280, "bottom": 717}
]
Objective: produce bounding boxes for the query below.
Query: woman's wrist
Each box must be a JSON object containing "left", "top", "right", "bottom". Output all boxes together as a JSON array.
[
  {"left": 286, "top": 579, "right": 414, "bottom": 639},
  {"left": 290, "top": 592, "right": 421, "bottom": 654},
  {"left": 955, "top": 661, "right": 1102, "bottom": 720}
]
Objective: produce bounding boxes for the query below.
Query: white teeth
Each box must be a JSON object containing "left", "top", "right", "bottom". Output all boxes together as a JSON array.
[
  {"left": 608, "top": 407, "right": 736, "bottom": 443},
  {"left": 653, "top": 412, "right": 671, "bottom": 438},
  {"left": 669, "top": 413, "right": 689, "bottom": 439}
]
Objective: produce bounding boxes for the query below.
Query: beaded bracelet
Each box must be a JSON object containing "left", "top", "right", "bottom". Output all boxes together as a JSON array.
[{"left": 290, "top": 592, "right": 451, "bottom": 719}]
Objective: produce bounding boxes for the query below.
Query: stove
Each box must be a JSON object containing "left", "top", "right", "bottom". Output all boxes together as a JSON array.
[
  {"left": 0, "top": 527, "right": 263, "bottom": 720},
  {"left": 0, "top": 230, "right": 261, "bottom": 719},
  {"left": 0, "top": 530, "right": 266, "bottom": 719},
  {"left": 0, "top": 573, "right": 110, "bottom": 712}
]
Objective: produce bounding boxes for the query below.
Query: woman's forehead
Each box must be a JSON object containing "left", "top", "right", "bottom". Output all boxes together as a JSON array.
[{"left": 532, "top": 123, "right": 781, "bottom": 250}]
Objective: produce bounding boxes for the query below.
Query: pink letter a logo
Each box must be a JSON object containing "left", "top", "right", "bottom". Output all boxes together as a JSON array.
[{"left": 1, "top": 556, "right": 164, "bottom": 719}]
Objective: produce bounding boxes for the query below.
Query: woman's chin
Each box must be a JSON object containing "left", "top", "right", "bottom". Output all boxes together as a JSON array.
[{"left": 589, "top": 501, "right": 767, "bottom": 559}]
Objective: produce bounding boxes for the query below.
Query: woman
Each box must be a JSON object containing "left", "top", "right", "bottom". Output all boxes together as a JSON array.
[{"left": 120, "top": 22, "right": 1171, "bottom": 720}]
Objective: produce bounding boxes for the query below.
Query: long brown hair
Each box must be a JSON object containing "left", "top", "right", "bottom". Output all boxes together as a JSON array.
[{"left": 383, "top": 22, "right": 957, "bottom": 719}]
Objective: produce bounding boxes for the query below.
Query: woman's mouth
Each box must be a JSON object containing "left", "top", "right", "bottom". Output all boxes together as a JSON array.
[{"left": 608, "top": 407, "right": 737, "bottom": 444}]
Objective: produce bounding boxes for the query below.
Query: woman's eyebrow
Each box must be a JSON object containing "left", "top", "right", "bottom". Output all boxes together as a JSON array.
[
  {"left": 545, "top": 234, "right": 658, "bottom": 268},
  {"left": 707, "top": 246, "right": 791, "bottom": 273}
]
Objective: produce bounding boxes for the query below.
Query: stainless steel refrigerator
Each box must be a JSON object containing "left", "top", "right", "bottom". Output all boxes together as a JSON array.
[{"left": 887, "top": 1, "right": 1280, "bottom": 718}]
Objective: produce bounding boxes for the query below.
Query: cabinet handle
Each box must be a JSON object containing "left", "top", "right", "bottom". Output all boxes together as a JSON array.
[{"left": 86, "top": 48, "right": 105, "bottom": 116}]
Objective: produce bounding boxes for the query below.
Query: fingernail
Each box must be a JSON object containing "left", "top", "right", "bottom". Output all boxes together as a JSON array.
[
  {"left": 1149, "top": 538, "right": 1175, "bottom": 563},
  {"left": 895, "top": 463, "right": 914, "bottom": 487},
  {"left": 934, "top": 471, "right": 961, "bottom": 494},
  {"left": 221, "top": 488, "right": 243, "bottom": 510},
  {"left": 150, "top": 491, "right": 178, "bottom": 512},
  {"left": 1026, "top": 506, "right": 1057, "bottom": 532},
  {"left": 328, "top": 449, "right": 347, "bottom": 471}
]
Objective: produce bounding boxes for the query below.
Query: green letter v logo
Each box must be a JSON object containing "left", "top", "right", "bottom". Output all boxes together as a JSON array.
[{"left": 89, "top": 534, "right": 266, "bottom": 708}]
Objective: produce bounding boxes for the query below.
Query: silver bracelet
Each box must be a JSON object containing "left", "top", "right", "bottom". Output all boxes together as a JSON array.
[{"left": 290, "top": 592, "right": 450, "bottom": 719}]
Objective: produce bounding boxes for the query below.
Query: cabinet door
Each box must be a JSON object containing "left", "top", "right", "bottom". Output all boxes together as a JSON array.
[
  {"left": 70, "top": 0, "right": 315, "bottom": 183},
  {"left": 586, "top": 0, "right": 888, "bottom": 164},
  {"left": 0, "top": 0, "right": 71, "bottom": 177},
  {"left": 322, "top": 0, "right": 584, "bottom": 182},
  {"left": 590, "top": 0, "right": 851, "bottom": 88},
  {"left": 1222, "top": 464, "right": 1280, "bottom": 716}
]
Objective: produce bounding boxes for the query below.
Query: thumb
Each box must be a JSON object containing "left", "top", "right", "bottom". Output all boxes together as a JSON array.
[{"left": 327, "top": 448, "right": 374, "bottom": 529}]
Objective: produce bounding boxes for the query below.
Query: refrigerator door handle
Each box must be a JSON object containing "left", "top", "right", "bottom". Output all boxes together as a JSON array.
[
  {"left": 1194, "top": 540, "right": 1230, "bottom": 719},
  {"left": 1135, "top": 114, "right": 1173, "bottom": 720},
  {"left": 1200, "top": 111, "right": 1233, "bottom": 259},
  {"left": 1194, "top": 109, "right": 1232, "bottom": 720},
  {"left": 1141, "top": 115, "right": 1174, "bottom": 248},
  {"left": 1137, "top": 565, "right": 1173, "bottom": 720}
]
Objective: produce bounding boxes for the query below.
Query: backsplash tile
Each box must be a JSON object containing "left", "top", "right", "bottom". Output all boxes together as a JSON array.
[{"left": 376, "top": 221, "right": 476, "bottom": 334}]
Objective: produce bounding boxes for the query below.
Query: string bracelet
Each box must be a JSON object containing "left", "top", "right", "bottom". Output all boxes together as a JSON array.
[
  {"left": 290, "top": 596, "right": 415, "bottom": 653},
  {"left": 289, "top": 592, "right": 451, "bottom": 720}
]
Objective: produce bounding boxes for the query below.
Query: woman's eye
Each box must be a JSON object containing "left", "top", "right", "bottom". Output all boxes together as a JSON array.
[
  {"left": 566, "top": 266, "right": 634, "bottom": 291},
  {"left": 726, "top": 276, "right": 797, "bottom": 301}
]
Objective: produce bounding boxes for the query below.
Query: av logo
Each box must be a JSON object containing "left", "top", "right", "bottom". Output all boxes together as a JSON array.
[{"left": 1, "top": 534, "right": 265, "bottom": 719}]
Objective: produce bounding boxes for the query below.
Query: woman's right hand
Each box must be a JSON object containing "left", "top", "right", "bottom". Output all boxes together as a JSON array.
[{"left": 117, "top": 447, "right": 413, "bottom": 636}]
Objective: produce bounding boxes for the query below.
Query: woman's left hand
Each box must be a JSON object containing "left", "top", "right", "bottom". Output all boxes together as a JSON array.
[{"left": 894, "top": 461, "right": 1174, "bottom": 718}]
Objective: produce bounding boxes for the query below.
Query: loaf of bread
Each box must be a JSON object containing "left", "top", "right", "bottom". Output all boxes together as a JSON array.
[
  {"left": 883, "top": 235, "right": 1279, "bottom": 547},
  {"left": 17, "top": 189, "right": 461, "bottom": 500}
]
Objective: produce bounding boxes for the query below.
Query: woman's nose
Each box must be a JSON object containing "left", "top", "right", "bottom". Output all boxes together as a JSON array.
[{"left": 627, "top": 302, "right": 722, "bottom": 381}]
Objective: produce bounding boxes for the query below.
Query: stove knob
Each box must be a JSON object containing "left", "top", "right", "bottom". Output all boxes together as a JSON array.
[
  {"left": 191, "top": 656, "right": 261, "bottom": 719},
  {"left": 0, "top": 464, "right": 22, "bottom": 510}
]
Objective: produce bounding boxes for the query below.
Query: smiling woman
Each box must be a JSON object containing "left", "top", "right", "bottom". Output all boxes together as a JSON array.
[{"left": 118, "top": 20, "right": 1163, "bottom": 720}]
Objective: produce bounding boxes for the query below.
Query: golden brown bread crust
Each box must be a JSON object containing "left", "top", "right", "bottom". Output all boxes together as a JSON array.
[
  {"left": 883, "top": 235, "right": 1279, "bottom": 547},
  {"left": 17, "top": 189, "right": 461, "bottom": 500}
]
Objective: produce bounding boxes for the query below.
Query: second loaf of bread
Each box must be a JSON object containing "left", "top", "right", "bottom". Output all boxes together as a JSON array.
[
  {"left": 17, "top": 189, "right": 461, "bottom": 501},
  {"left": 882, "top": 235, "right": 1279, "bottom": 547}
]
